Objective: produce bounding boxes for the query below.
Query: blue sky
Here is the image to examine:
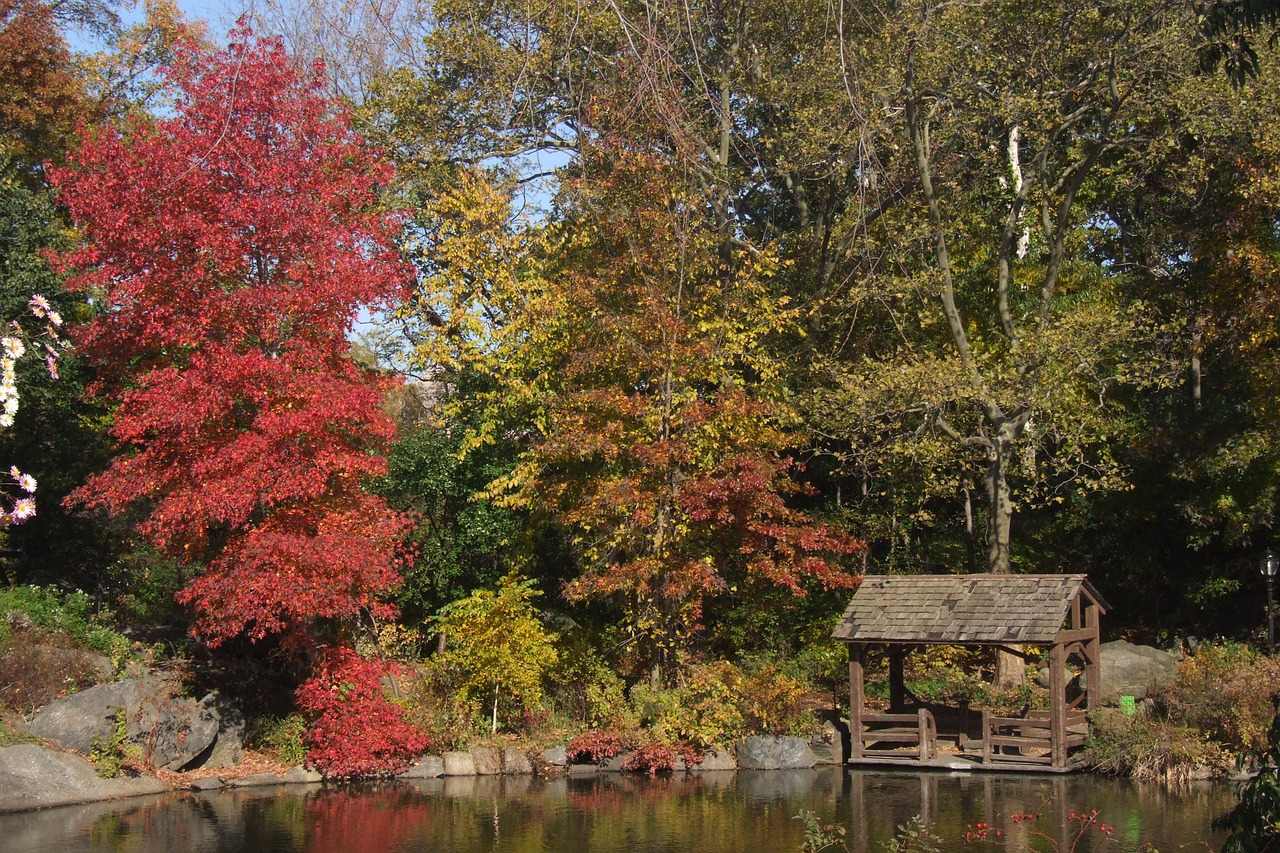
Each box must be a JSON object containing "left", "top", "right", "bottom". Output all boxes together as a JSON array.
[{"left": 65, "top": 0, "right": 241, "bottom": 53}]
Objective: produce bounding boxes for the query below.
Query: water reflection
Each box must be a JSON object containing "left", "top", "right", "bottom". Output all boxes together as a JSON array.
[{"left": 3, "top": 767, "right": 1231, "bottom": 853}]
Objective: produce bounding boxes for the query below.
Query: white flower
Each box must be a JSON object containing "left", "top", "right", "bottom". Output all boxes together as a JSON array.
[
  {"left": 1, "top": 338, "right": 23, "bottom": 359},
  {"left": 11, "top": 497, "right": 35, "bottom": 521},
  {"left": 17, "top": 473, "right": 36, "bottom": 493},
  {"left": 0, "top": 413, "right": 16, "bottom": 428}
]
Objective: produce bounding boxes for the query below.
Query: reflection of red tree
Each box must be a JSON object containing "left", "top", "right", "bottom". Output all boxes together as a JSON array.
[{"left": 304, "top": 788, "right": 435, "bottom": 852}]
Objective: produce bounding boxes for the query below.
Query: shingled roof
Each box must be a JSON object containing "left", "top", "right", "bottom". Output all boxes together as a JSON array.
[{"left": 831, "top": 574, "right": 1107, "bottom": 645}]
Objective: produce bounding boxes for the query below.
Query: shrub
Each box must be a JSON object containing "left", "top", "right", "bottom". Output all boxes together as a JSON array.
[
  {"left": 1169, "top": 642, "right": 1280, "bottom": 753},
  {"left": 619, "top": 740, "right": 702, "bottom": 775},
  {"left": 0, "top": 585, "right": 131, "bottom": 665},
  {"left": 296, "top": 647, "right": 430, "bottom": 779},
  {"left": 404, "top": 662, "right": 482, "bottom": 751},
  {"left": 89, "top": 708, "right": 141, "bottom": 778},
  {"left": 630, "top": 664, "right": 746, "bottom": 749},
  {"left": 548, "top": 634, "right": 638, "bottom": 731},
  {"left": 625, "top": 657, "right": 824, "bottom": 749},
  {"left": 1080, "top": 708, "right": 1229, "bottom": 782},
  {"left": 0, "top": 624, "right": 107, "bottom": 712},
  {"left": 566, "top": 729, "right": 634, "bottom": 764},
  {"left": 429, "top": 576, "right": 558, "bottom": 734},
  {"left": 1215, "top": 697, "right": 1280, "bottom": 853},
  {"left": 246, "top": 713, "right": 308, "bottom": 766},
  {"left": 738, "top": 662, "right": 812, "bottom": 737},
  {"left": 795, "top": 810, "right": 849, "bottom": 853}
]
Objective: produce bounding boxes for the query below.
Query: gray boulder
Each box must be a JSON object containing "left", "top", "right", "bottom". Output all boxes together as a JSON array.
[
  {"left": 443, "top": 750, "right": 477, "bottom": 776},
  {"left": 282, "top": 766, "right": 322, "bottom": 783},
  {"left": 229, "top": 772, "right": 284, "bottom": 787},
  {"left": 502, "top": 748, "right": 533, "bottom": 775},
  {"left": 132, "top": 691, "right": 220, "bottom": 771},
  {"left": 0, "top": 744, "right": 167, "bottom": 813},
  {"left": 735, "top": 736, "right": 817, "bottom": 770},
  {"left": 1098, "top": 640, "right": 1180, "bottom": 703},
  {"left": 472, "top": 746, "right": 502, "bottom": 775},
  {"left": 542, "top": 746, "right": 567, "bottom": 767},
  {"left": 29, "top": 679, "right": 141, "bottom": 753},
  {"left": 28, "top": 677, "right": 234, "bottom": 772},
  {"left": 194, "top": 692, "right": 244, "bottom": 769},
  {"left": 691, "top": 748, "right": 736, "bottom": 772},
  {"left": 401, "top": 755, "right": 445, "bottom": 779}
]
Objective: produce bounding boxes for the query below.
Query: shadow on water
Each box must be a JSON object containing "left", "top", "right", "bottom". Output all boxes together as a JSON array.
[{"left": 2, "top": 767, "right": 1233, "bottom": 853}]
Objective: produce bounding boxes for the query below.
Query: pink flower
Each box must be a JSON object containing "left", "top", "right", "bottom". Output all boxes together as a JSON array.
[
  {"left": 17, "top": 473, "right": 36, "bottom": 493},
  {"left": 28, "top": 295, "right": 50, "bottom": 317},
  {"left": 11, "top": 497, "right": 35, "bottom": 521}
]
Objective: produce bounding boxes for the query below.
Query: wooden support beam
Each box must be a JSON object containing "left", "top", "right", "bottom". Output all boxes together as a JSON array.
[
  {"left": 981, "top": 710, "right": 991, "bottom": 764},
  {"left": 889, "top": 647, "right": 906, "bottom": 712},
  {"left": 848, "top": 643, "right": 864, "bottom": 761},
  {"left": 1049, "top": 642, "right": 1067, "bottom": 767}
]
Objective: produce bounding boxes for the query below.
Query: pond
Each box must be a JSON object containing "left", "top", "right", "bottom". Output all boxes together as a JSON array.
[{"left": 2, "top": 767, "right": 1234, "bottom": 853}]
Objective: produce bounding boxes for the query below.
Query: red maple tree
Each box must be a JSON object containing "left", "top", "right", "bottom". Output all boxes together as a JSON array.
[{"left": 50, "top": 32, "right": 413, "bottom": 646}]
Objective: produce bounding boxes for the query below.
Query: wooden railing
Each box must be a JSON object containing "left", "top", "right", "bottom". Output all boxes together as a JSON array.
[
  {"left": 981, "top": 709, "right": 1087, "bottom": 765},
  {"left": 853, "top": 708, "right": 937, "bottom": 760}
]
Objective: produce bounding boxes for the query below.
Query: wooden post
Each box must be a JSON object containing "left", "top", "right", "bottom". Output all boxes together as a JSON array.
[
  {"left": 889, "top": 646, "right": 906, "bottom": 712},
  {"left": 918, "top": 708, "right": 933, "bottom": 761},
  {"left": 1084, "top": 602, "right": 1101, "bottom": 712},
  {"left": 1049, "top": 640, "right": 1067, "bottom": 767},
  {"left": 981, "top": 710, "right": 991, "bottom": 764},
  {"left": 848, "top": 643, "right": 864, "bottom": 761}
]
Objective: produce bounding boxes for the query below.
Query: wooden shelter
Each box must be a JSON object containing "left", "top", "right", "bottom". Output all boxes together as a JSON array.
[{"left": 831, "top": 574, "right": 1108, "bottom": 770}]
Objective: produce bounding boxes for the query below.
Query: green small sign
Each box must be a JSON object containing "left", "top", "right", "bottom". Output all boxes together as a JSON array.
[{"left": 1119, "top": 695, "right": 1136, "bottom": 716}]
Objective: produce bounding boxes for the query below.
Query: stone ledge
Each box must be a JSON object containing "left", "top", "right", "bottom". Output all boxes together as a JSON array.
[{"left": 0, "top": 744, "right": 168, "bottom": 814}]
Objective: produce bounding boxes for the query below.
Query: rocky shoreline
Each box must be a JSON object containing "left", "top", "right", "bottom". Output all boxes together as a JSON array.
[
  {"left": 0, "top": 637, "right": 1213, "bottom": 814},
  {"left": 0, "top": 734, "right": 834, "bottom": 814}
]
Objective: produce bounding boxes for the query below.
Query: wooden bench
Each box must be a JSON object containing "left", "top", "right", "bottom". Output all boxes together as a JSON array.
[{"left": 853, "top": 709, "right": 937, "bottom": 760}]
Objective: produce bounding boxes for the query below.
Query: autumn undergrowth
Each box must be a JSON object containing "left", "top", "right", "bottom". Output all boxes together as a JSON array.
[
  {"left": 0, "top": 585, "right": 131, "bottom": 663},
  {"left": 245, "top": 713, "right": 309, "bottom": 767},
  {"left": 1081, "top": 641, "right": 1277, "bottom": 780},
  {"left": 0, "top": 585, "right": 132, "bottom": 713}
]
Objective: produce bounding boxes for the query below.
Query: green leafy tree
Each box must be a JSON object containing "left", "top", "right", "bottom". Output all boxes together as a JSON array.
[
  {"left": 376, "top": 371, "right": 526, "bottom": 622},
  {"left": 430, "top": 576, "right": 559, "bottom": 734}
]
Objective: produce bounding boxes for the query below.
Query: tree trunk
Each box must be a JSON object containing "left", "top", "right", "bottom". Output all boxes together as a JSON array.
[
  {"left": 984, "top": 427, "right": 1026, "bottom": 691},
  {"left": 984, "top": 438, "right": 1015, "bottom": 575},
  {"left": 492, "top": 681, "right": 499, "bottom": 735}
]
